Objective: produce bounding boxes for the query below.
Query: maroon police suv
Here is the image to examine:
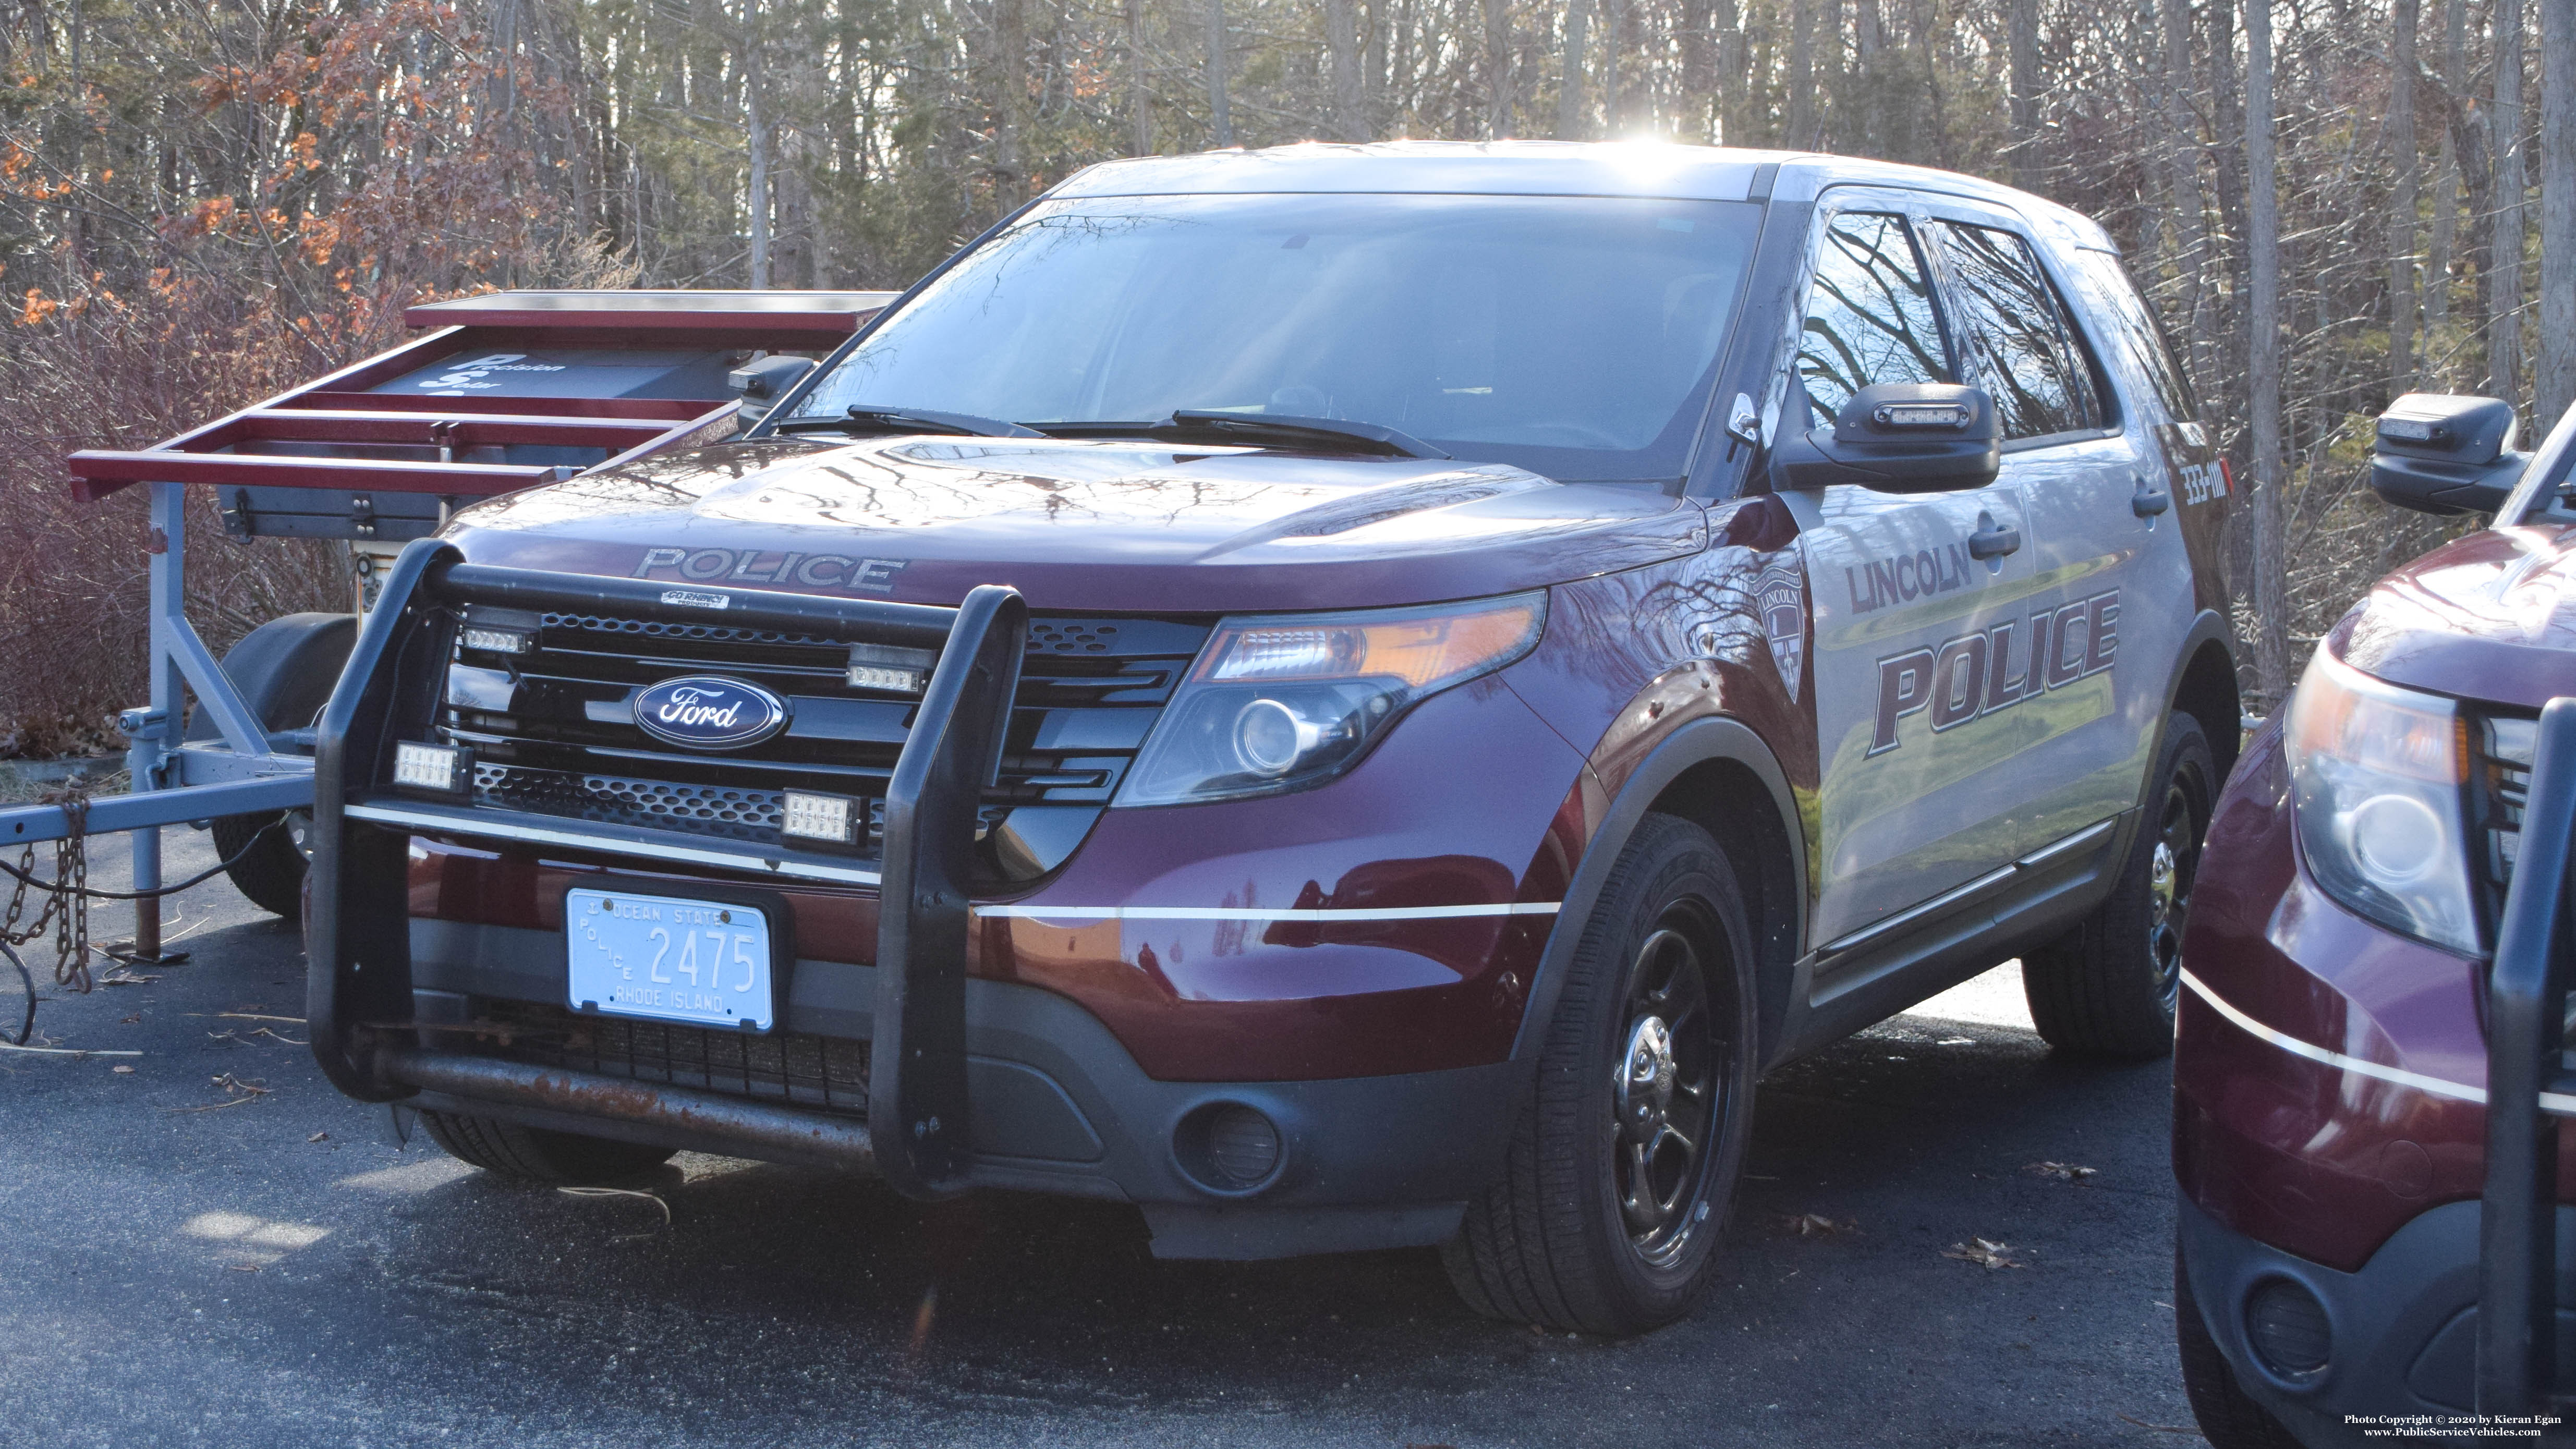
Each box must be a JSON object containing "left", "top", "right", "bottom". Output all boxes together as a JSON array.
[
  {"left": 291, "top": 141, "right": 2242, "bottom": 1335},
  {"left": 2176, "top": 391, "right": 2576, "bottom": 1440}
]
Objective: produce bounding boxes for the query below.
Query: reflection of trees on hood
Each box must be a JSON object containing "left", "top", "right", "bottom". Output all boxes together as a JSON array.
[{"left": 1543, "top": 547, "right": 1768, "bottom": 695}]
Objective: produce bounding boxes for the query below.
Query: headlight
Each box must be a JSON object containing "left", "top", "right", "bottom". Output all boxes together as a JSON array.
[
  {"left": 2285, "top": 647, "right": 2478, "bottom": 953},
  {"left": 1116, "top": 593, "right": 1546, "bottom": 807}
]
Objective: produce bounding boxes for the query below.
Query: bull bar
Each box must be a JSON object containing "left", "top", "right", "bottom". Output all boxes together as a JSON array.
[
  {"left": 307, "top": 539, "right": 1026, "bottom": 1200},
  {"left": 2479, "top": 695, "right": 2576, "bottom": 1413}
]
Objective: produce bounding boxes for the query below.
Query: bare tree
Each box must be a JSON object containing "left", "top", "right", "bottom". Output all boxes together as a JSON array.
[
  {"left": 2427, "top": 0, "right": 2470, "bottom": 356},
  {"left": 2540, "top": 0, "right": 2576, "bottom": 428},
  {"left": 1328, "top": 0, "right": 1367, "bottom": 141},
  {"left": 1560, "top": 0, "right": 1591, "bottom": 140},
  {"left": 1207, "top": 0, "right": 1231, "bottom": 147},
  {"left": 2491, "top": 0, "right": 2527, "bottom": 403},
  {"left": 2245, "top": 0, "right": 2290, "bottom": 703},
  {"left": 1485, "top": 0, "right": 1513, "bottom": 137},
  {"left": 2391, "top": 0, "right": 2421, "bottom": 388},
  {"left": 2008, "top": 0, "right": 2040, "bottom": 190}
]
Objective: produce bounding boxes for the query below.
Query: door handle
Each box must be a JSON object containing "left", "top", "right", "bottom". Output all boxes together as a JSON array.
[
  {"left": 2132, "top": 478, "right": 2172, "bottom": 517},
  {"left": 1967, "top": 519, "right": 2022, "bottom": 560}
]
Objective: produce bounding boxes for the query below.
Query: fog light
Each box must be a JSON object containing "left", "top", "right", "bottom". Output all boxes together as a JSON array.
[
  {"left": 460, "top": 625, "right": 533, "bottom": 655},
  {"left": 392, "top": 741, "right": 470, "bottom": 797},
  {"left": 2245, "top": 1278, "right": 2331, "bottom": 1377},
  {"left": 781, "top": 789, "right": 859, "bottom": 847},
  {"left": 847, "top": 643, "right": 933, "bottom": 693},
  {"left": 1174, "top": 1101, "right": 1283, "bottom": 1193}
]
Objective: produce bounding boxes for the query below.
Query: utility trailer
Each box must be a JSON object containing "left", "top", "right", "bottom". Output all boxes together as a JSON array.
[{"left": 10, "top": 290, "right": 891, "bottom": 974}]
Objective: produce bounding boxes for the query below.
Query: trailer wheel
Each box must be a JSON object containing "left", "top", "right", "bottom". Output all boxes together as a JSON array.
[
  {"left": 1442, "top": 812, "right": 1759, "bottom": 1336},
  {"left": 2175, "top": 1241, "right": 2304, "bottom": 1448},
  {"left": 2022, "top": 711, "right": 2214, "bottom": 1058},
  {"left": 419, "top": 1110, "right": 678, "bottom": 1186},
  {"left": 184, "top": 613, "right": 356, "bottom": 918}
]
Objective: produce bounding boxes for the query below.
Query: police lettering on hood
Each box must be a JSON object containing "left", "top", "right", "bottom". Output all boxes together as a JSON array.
[{"left": 631, "top": 547, "right": 909, "bottom": 592}]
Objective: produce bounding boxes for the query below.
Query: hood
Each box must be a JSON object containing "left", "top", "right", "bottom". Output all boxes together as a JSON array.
[
  {"left": 2332, "top": 523, "right": 2576, "bottom": 708},
  {"left": 441, "top": 436, "right": 1707, "bottom": 613}
]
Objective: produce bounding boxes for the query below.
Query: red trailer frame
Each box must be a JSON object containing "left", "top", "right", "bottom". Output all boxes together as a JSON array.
[{"left": 9, "top": 289, "right": 891, "bottom": 967}]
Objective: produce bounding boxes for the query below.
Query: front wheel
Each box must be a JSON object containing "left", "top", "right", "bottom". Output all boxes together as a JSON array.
[
  {"left": 419, "top": 1110, "right": 677, "bottom": 1186},
  {"left": 1443, "top": 812, "right": 1759, "bottom": 1335}
]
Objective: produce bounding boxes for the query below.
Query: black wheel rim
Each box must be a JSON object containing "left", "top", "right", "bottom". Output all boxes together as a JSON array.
[
  {"left": 1609, "top": 913, "right": 1730, "bottom": 1269},
  {"left": 2146, "top": 778, "right": 2198, "bottom": 1013}
]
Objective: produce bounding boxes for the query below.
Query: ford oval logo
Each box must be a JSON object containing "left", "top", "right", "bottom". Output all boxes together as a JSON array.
[{"left": 631, "top": 676, "right": 789, "bottom": 750}]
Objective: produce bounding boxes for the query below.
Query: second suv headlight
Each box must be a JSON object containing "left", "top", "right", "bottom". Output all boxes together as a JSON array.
[
  {"left": 2285, "top": 647, "right": 2478, "bottom": 953},
  {"left": 1116, "top": 593, "right": 1546, "bottom": 807}
]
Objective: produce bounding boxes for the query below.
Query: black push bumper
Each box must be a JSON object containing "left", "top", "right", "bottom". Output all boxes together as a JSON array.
[{"left": 309, "top": 538, "right": 1025, "bottom": 1201}]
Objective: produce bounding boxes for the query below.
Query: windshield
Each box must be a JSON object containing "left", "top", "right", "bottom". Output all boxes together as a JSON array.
[{"left": 783, "top": 192, "right": 1761, "bottom": 483}]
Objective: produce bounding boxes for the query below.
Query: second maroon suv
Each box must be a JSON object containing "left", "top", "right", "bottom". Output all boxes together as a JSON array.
[{"left": 2174, "top": 391, "right": 2576, "bottom": 1442}]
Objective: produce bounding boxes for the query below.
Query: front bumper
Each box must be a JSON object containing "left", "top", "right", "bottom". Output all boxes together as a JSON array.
[
  {"left": 398, "top": 918, "right": 1514, "bottom": 1258},
  {"left": 2178, "top": 1195, "right": 2576, "bottom": 1435}
]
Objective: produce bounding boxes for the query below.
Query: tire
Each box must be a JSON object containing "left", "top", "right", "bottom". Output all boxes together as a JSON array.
[
  {"left": 1443, "top": 812, "right": 1760, "bottom": 1336},
  {"left": 2176, "top": 1242, "right": 2305, "bottom": 1448},
  {"left": 185, "top": 613, "right": 355, "bottom": 918},
  {"left": 2023, "top": 711, "right": 2215, "bottom": 1058},
  {"left": 418, "top": 1110, "right": 678, "bottom": 1186}
]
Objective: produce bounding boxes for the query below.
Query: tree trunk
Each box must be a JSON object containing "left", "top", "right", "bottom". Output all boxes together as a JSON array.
[
  {"left": 1328, "top": 0, "right": 1366, "bottom": 140},
  {"left": 1785, "top": 0, "right": 1815, "bottom": 148},
  {"left": 2391, "top": 0, "right": 2421, "bottom": 391},
  {"left": 2490, "top": 0, "right": 2526, "bottom": 404},
  {"left": 2245, "top": 0, "right": 2290, "bottom": 704},
  {"left": 743, "top": 0, "right": 769, "bottom": 288},
  {"left": 2427, "top": 0, "right": 2469, "bottom": 355},
  {"left": 1485, "top": 0, "right": 1513, "bottom": 137},
  {"left": 1559, "top": 0, "right": 1590, "bottom": 140},
  {"left": 1207, "top": 0, "right": 1231, "bottom": 147},
  {"left": 995, "top": 0, "right": 1027, "bottom": 206},
  {"left": 2008, "top": 0, "right": 2040, "bottom": 191},
  {"left": 1681, "top": 0, "right": 1721, "bottom": 144},
  {"left": 2159, "top": 0, "right": 2214, "bottom": 398},
  {"left": 1128, "top": 0, "right": 1153, "bottom": 155},
  {"left": 2539, "top": 0, "right": 2576, "bottom": 429}
]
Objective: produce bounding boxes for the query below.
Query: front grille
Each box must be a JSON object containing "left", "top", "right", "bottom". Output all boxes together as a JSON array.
[
  {"left": 2478, "top": 714, "right": 2537, "bottom": 897},
  {"left": 432, "top": 606, "right": 1208, "bottom": 872},
  {"left": 465, "top": 998, "right": 872, "bottom": 1119}
]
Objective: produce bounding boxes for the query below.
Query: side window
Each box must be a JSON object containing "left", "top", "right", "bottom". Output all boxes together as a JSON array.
[
  {"left": 2072, "top": 249, "right": 2201, "bottom": 424},
  {"left": 1795, "top": 211, "right": 1951, "bottom": 421},
  {"left": 1928, "top": 222, "right": 2104, "bottom": 441}
]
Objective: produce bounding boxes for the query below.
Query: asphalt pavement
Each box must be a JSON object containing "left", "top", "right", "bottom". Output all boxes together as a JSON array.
[{"left": 0, "top": 828, "right": 2205, "bottom": 1447}]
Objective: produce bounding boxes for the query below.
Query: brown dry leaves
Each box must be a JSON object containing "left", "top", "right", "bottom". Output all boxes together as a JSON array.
[{"left": 1942, "top": 1237, "right": 2028, "bottom": 1270}]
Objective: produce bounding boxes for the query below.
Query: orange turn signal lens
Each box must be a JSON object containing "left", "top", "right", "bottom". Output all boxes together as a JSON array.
[
  {"left": 2286, "top": 649, "right": 2464, "bottom": 785},
  {"left": 1199, "top": 595, "right": 1545, "bottom": 691}
]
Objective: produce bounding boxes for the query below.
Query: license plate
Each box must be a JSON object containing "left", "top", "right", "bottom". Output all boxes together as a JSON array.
[{"left": 565, "top": 887, "right": 776, "bottom": 1032}]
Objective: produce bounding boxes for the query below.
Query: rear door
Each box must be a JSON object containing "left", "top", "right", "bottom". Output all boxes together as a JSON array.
[
  {"left": 1913, "top": 202, "right": 2194, "bottom": 854},
  {"left": 1771, "top": 191, "right": 2045, "bottom": 949}
]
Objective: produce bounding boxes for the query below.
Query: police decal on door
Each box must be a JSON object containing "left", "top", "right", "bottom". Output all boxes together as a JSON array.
[{"left": 1869, "top": 589, "right": 2119, "bottom": 755}]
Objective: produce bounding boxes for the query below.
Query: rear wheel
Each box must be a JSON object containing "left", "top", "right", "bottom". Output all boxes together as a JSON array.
[
  {"left": 419, "top": 1110, "right": 677, "bottom": 1186},
  {"left": 1443, "top": 812, "right": 1759, "bottom": 1336},
  {"left": 2176, "top": 1243, "right": 2304, "bottom": 1448},
  {"left": 2024, "top": 711, "right": 2214, "bottom": 1058}
]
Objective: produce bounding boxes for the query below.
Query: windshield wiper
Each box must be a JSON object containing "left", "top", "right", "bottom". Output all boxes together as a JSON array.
[
  {"left": 773, "top": 406, "right": 1044, "bottom": 439},
  {"left": 1042, "top": 410, "right": 1449, "bottom": 460}
]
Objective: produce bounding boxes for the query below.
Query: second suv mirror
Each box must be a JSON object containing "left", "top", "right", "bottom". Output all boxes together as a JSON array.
[
  {"left": 1768, "top": 382, "right": 2002, "bottom": 494},
  {"left": 2371, "top": 393, "right": 2528, "bottom": 517},
  {"left": 730, "top": 355, "right": 817, "bottom": 426}
]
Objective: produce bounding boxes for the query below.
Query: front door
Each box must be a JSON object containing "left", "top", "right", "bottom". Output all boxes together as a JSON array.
[{"left": 1772, "top": 192, "right": 2045, "bottom": 949}]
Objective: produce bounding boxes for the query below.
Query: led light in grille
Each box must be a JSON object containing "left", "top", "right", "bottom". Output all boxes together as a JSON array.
[
  {"left": 392, "top": 741, "right": 470, "bottom": 796},
  {"left": 781, "top": 790, "right": 859, "bottom": 847},
  {"left": 847, "top": 643, "right": 934, "bottom": 693},
  {"left": 460, "top": 626, "right": 534, "bottom": 655}
]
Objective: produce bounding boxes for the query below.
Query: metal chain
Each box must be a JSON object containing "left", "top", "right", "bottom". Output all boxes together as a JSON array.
[{"left": 0, "top": 783, "right": 93, "bottom": 993}]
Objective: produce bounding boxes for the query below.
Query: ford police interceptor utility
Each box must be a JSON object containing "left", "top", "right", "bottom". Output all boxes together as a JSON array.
[{"left": 268, "top": 142, "right": 2240, "bottom": 1335}]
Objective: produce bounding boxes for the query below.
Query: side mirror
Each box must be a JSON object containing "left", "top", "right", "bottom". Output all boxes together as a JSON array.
[
  {"left": 2371, "top": 393, "right": 2527, "bottom": 517},
  {"left": 1768, "top": 382, "right": 2002, "bottom": 494},
  {"left": 729, "top": 355, "right": 816, "bottom": 425}
]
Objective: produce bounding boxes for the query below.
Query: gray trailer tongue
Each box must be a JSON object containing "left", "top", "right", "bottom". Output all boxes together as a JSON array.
[{"left": 0, "top": 290, "right": 888, "bottom": 1026}]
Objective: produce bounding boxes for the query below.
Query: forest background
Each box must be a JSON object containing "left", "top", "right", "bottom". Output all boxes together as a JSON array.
[{"left": 1, "top": 0, "right": 2571, "bottom": 748}]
